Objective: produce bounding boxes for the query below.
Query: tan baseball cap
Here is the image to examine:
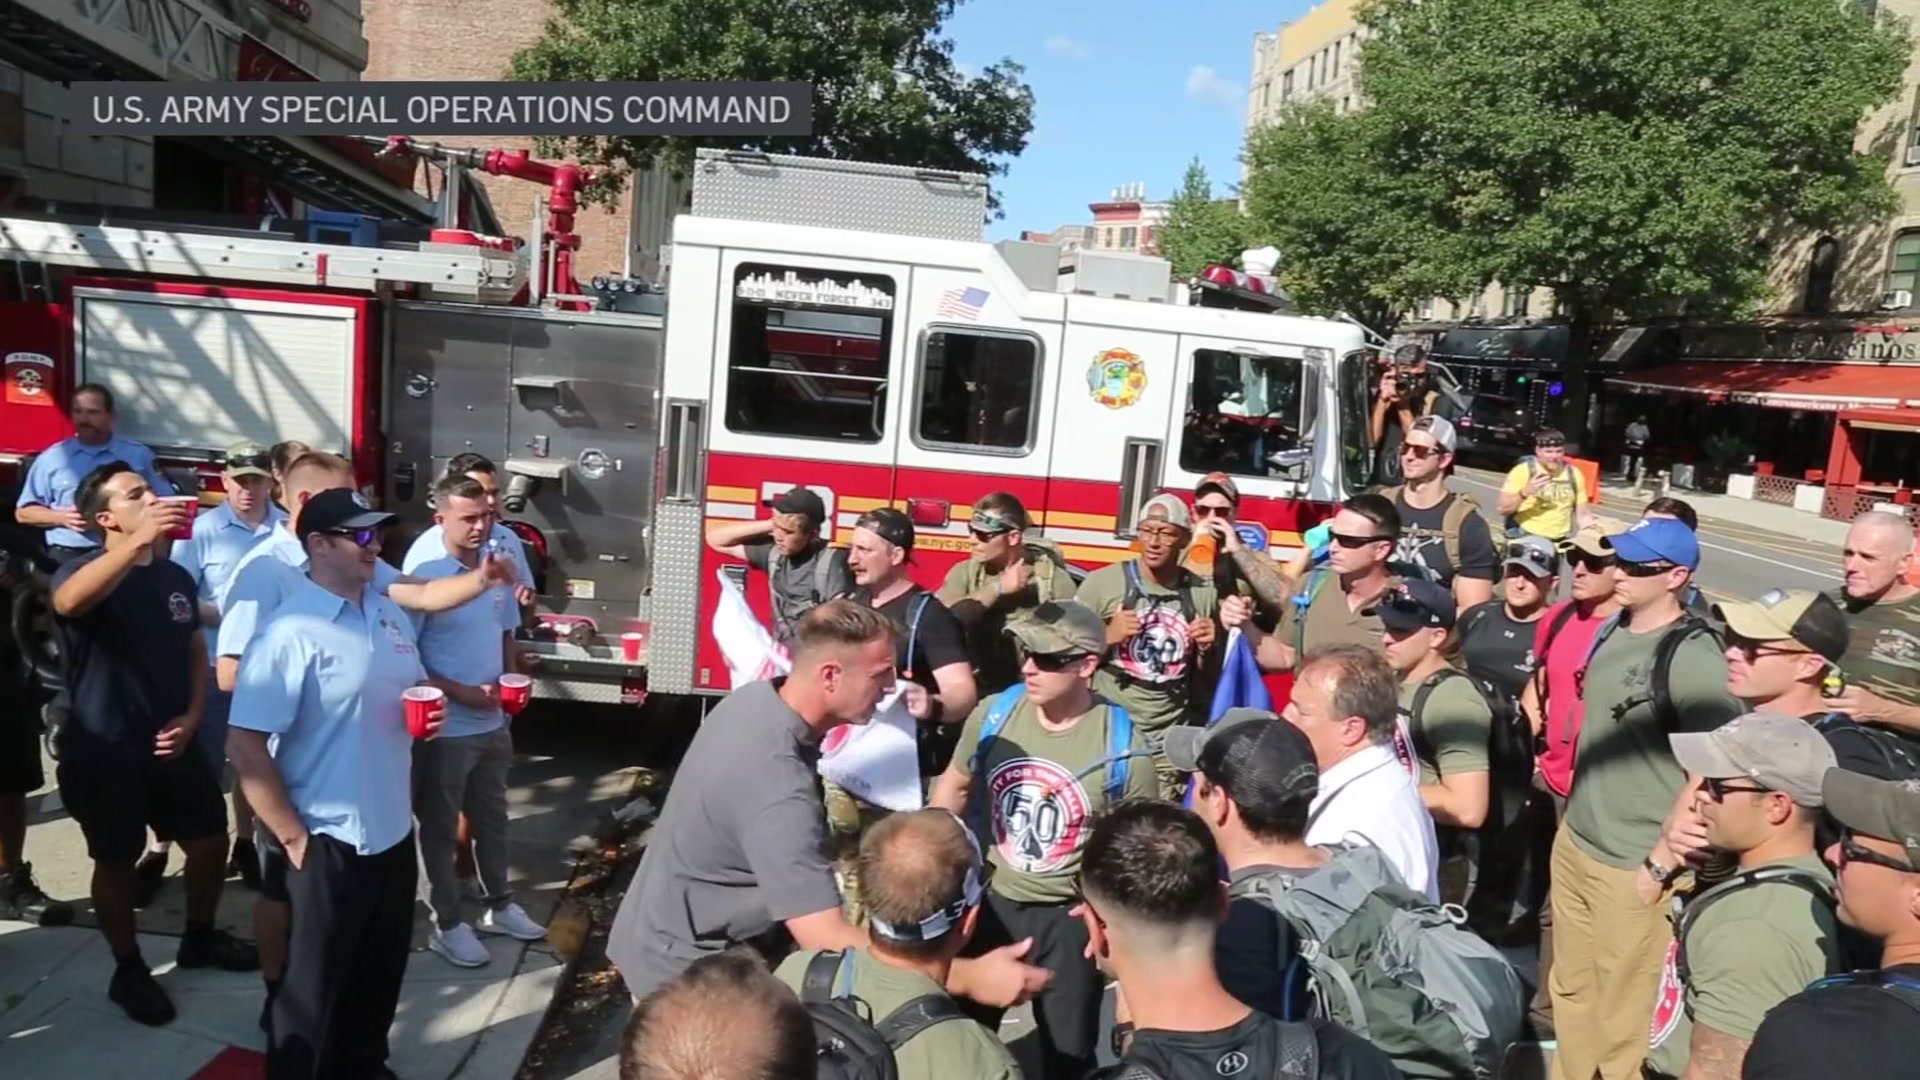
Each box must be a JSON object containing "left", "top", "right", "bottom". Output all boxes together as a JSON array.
[
  {"left": 1712, "top": 589, "right": 1850, "bottom": 664},
  {"left": 1005, "top": 600, "right": 1107, "bottom": 657},
  {"left": 1670, "top": 712, "right": 1839, "bottom": 807},
  {"left": 1565, "top": 519, "right": 1627, "bottom": 557}
]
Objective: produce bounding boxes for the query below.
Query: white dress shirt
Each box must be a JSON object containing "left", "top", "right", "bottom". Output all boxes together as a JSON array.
[{"left": 1304, "top": 742, "right": 1440, "bottom": 900}]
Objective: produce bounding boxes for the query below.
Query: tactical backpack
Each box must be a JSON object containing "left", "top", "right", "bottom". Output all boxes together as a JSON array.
[
  {"left": 1502, "top": 457, "right": 1584, "bottom": 540},
  {"left": 1229, "top": 844, "right": 1525, "bottom": 1080},
  {"left": 1804, "top": 969, "right": 1920, "bottom": 1013},
  {"left": 1580, "top": 613, "right": 1722, "bottom": 730},
  {"left": 1406, "top": 666, "right": 1533, "bottom": 830},
  {"left": 1809, "top": 711, "right": 1920, "bottom": 780},
  {"left": 768, "top": 542, "right": 843, "bottom": 641},
  {"left": 968, "top": 684, "right": 1137, "bottom": 843},
  {"left": 1380, "top": 486, "right": 1483, "bottom": 584},
  {"left": 1088, "top": 1019, "right": 1320, "bottom": 1079},
  {"left": 801, "top": 951, "right": 970, "bottom": 1080},
  {"left": 1670, "top": 866, "right": 1835, "bottom": 1003}
]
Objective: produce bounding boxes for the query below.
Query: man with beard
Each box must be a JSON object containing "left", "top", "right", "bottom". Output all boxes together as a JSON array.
[
  {"left": 937, "top": 491, "right": 1076, "bottom": 695},
  {"left": 1077, "top": 494, "right": 1220, "bottom": 797},
  {"left": 1379, "top": 415, "right": 1496, "bottom": 611}
]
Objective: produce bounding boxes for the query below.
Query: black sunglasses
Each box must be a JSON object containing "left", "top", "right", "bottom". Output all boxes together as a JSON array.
[
  {"left": 1332, "top": 531, "right": 1390, "bottom": 549},
  {"left": 322, "top": 527, "right": 380, "bottom": 548},
  {"left": 1567, "top": 552, "right": 1616, "bottom": 571},
  {"left": 969, "top": 529, "right": 1004, "bottom": 543},
  {"left": 1702, "top": 776, "right": 1771, "bottom": 801},
  {"left": 1619, "top": 560, "right": 1677, "bottom": 578},
  {"left": 1724, "top": 633, "right": 1806, "bottom": 661},
  {"left": 1026, "top": 650, "right": 1094, "bottom": 672},
  {"left": 1838, "top": 830, "right": 1920, "bottom": 874}
]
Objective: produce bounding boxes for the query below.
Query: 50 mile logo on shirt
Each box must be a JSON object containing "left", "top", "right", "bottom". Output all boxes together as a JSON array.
[
  {"left": 986, "top": 757, "right": 1092, "bottom": 874},
  {"left": 167, "top": 592, "right": 193, "bottom": 624}
]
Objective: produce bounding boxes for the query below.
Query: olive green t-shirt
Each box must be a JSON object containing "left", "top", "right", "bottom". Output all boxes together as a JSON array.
[
  {"left": 1644, "top": 854, "right": 1840, "bottom": 1078},
  {"left": 937, "top": 547, "right": 1077, "bottom": 696},
  {"left": 774, "top": 948, "right": 1021, "bottom": 1080},
  {"left": 1834, "top": 590, "right": 1920, "bottom": 707},
  {"left": 1274, "top": 572, "right": 1396, "bottom": 669},
  {"left": 1076, "top": 561, "right": 1220, "bottom": 732},
  {"left": 951, "top": 691, "right": 1158, "bottom": 904},
  {"left": 1400, "top": 671, "right": 1493, "bottom": 786},
  {"left": 1566, "top": 621, "right": 1745, "bottom": 869}
]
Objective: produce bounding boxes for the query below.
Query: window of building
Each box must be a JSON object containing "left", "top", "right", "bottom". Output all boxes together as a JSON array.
[
  {"left": 1805, "top": 237, "right": 1839, "bottom": 315},
  {"left": 1309, "top": 55, "right": 1317, "bottom": 89},
  {"left": 725, "top": 263, "right": 895, "bottom": 444},
  {"left": 1282, "top": 71, "right": 1294, "bottom": 99},
  {"left": 1332, "top": 41, "right": 1341, "bottom": 77},
  {"left": 1415, "top": 298, "right": 1435, "bottom": 321},
  {"left": 1120, "top": 226, "right": 1138, "bottom": 249},
  {"left": 1888, "top": 232, "right": 1920, "bottom": 300},
  {"left": 1179, "top": 348, "right": 1308, "bottom": 477},
  {"left": 914, "top": 328, "right": 1042, "bottom": 454},
  {"left": 1503, "top": 285, "right": 1531, "bottom": 319}
]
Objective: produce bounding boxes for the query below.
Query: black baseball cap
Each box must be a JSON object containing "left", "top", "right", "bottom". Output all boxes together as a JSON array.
[
  {"left": 765, "top": 487, "right": 827, "bottom": 530},
  {"left": 1378, "top": 579, "right": 1457, "bottom": 632},
  {"left": 1163, "top": 709, "right": 1318, "bottom": 811},
  {"left": 297, "top": 488, "right": 396, "bottom": 543},
  {"left": 856, "top": 507, "right": 916, "bottom": 553}
]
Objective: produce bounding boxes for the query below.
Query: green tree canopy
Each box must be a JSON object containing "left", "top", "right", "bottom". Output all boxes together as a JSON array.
[
  {"left": 1243, "top": 0, "right": 1909, "bottom": 432},
  {"left": 1156, "top": 158, "right": 1252, "bottom": 278},
  {"left": 510, "top": 0, "right": 1035, "bottom": 214}
]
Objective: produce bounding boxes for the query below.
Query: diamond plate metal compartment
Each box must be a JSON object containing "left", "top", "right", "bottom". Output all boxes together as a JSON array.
[
  {"left": 692, "top": 149, "right": 988, "bottom": 243},
  {"left": 647, "top": 500, "right": 705, "bottom": 695}
]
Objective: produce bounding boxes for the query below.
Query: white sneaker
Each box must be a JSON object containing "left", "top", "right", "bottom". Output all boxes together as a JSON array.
[
  {"left": 428, "top": 922, "right": 491, "bottom": 967},
  {"left": 477, "top": 902, "right": 547, "bottom": 942}
]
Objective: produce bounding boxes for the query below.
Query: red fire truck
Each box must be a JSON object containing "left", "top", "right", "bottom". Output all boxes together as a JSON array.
[{"left": 0, "top": 150, "right": 1375, "bottom": 707}]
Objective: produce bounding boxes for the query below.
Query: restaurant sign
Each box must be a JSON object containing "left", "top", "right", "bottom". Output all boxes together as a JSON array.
[{"left": 1679, "top": 325, "right": 1920, "bottom": 364}]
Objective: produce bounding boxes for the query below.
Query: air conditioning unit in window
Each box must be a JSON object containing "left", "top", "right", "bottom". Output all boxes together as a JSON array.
[{"left": 1880, "top": 289, "right": 1913, "bottom": 310}]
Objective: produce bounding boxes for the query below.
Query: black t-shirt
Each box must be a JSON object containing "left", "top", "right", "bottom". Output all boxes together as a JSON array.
[
  {"left": 1743, "top": 965, "right": 1920, "bottom": 1079},
  {"left": 864, "top": 585, "right": 968, "bottom": 692},
  {"left": 1103, "top": 1011, "right": 1401, "bottom": 1080},
  {"left": 1458, "top": 601, "right": 1542, "bottom": 699},
  {"left": 52, "top": 551, "right": 200, "bottom": 758},
  {"left": 1217, "top": 865, "right": 1311, "bottom": 1020},
  {"left": 1391, "top": 491, "right": 1496, "bottom": 588}
]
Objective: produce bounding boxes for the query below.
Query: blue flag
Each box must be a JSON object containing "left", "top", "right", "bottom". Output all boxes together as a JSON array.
[{"left": 1185, "top": 628, "right": 1273, "bottom": 806}]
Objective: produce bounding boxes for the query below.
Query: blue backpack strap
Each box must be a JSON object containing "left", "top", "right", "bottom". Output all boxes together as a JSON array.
[
  {"left": 969, "top": 686, "right": 1027, "bottom": 837},
  {"left": 1104, "top": 703, "right": 1134, "bottom": 803},
  {"left": 902, "top": 592, "right": 933, "bottom": 679},
  {"left": 1292, "top": 567, "right": 1331, "bottom": 659}
]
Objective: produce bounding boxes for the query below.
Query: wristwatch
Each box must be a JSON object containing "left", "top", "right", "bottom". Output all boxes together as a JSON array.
[{"left": 1643, "top": 855, "right": 1680, "bottom": 887}]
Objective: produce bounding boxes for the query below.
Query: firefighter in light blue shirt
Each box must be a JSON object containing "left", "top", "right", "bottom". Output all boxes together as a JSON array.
[{"left": 16, "top": 384, "right": 174, "bottom": 561}]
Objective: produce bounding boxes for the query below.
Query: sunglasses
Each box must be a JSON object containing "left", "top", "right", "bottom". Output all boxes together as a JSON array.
[
  {"left": 1567, "top": 552, "right": 1616, "bottom": 571},
  {"left": 1724, "top": 634, "right": 1806, "bottom": 661},
  {"left": 1193, "top": 503, "right": 1234, "bottom": 518},
  {"left": 1618, "top": 560, "right": 1677, "bottom": 578},
  {"left": 1838, "top": 830, "right": 1920, "bottom": 874},
  {"left": 322, "top": 527, "right": 380, "bottom": 548},
  {"left": 1331, "top": 531, "right": 1390, "bottom": 548},
  {"left": 1026, "top": 651, "right": 1094, "bottom": 672},
  {"left": 1702, "top": 776, "right": 1771, "bottom": 801},
  {"left": 969, "top": 529, "right": 1006, "bottom": 543},
  {"left": 1399, "top": 443, "right": 1442, "bottom": 459}
]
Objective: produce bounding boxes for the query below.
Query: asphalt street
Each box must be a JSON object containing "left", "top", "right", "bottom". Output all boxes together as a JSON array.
[{"left": 1448, "top": 466, "right": 1842, "bottom": 608}]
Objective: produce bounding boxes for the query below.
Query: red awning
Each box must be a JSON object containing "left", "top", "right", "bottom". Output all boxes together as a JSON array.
[{"left": 1608, "top": 361, "right": 1920, "bottom": 412}]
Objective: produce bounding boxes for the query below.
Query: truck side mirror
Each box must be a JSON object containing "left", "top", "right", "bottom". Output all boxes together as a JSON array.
[{"left": 1297, "top": 360, "right": 1323, "bottom": 444}]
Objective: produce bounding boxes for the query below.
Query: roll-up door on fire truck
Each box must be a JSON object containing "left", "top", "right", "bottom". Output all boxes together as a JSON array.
[{"left": 70, "top": 285, "right": 359, "bottom": 456}]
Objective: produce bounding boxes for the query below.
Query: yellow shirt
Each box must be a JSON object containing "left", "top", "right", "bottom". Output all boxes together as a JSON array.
[{"left": 1502, "top": 460, "right": 1584, "bottom": 540}]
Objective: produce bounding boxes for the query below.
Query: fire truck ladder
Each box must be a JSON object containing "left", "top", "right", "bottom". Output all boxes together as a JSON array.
[{"left": 0, "top": 216, "right": 524, "bottom": 301}]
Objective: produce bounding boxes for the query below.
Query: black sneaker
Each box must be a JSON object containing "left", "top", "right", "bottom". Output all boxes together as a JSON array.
[
  {"left": 230, "top": 838, "right": 262, "bottom": 891},
  {"left": 0, "top": 863, "right": 75, "bottom": 926},
  {"left": 108, "top": 963, "right": 176, "bottom": 1026},
  {"left": 131, "top": 849, "right": 168, "bottom": 909},
  {"left": 176, "top": 928, "right": 261, "bottom": 972}
]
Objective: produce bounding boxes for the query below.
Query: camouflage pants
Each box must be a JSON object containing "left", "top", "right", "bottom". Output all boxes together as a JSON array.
[{"left": 822, "top": 780, "right": 893, "bottom": 928}]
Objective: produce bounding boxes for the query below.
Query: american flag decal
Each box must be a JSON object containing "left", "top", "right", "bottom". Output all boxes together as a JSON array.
[{"left": 936, "top": 286, "right": 989, "bottom": 320}]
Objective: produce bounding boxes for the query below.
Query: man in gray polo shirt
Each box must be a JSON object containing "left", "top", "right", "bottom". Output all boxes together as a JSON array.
[{"left": 606, "top": 599, "right": 1050, "bottom": 1009}]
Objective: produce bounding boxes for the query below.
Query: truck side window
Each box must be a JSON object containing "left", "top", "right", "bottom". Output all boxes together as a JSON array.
[
  {"left": 725, "top": 264, "right": 896, "bottom": 444},
  {"left": 1339, "top": 351, "right": 1372, "bottom": 494},
  {"left": 912, "top": 328, "right": 1041, "bottom": 454},
  {"left": 1178, "top": 348, "right": 1306, "bottom": 477}
]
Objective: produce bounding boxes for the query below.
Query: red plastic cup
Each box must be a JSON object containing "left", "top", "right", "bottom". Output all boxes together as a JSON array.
[
  {"left": 402, "top": 686, "right": 445, "bottom": 739},
  {"left": 159, "top": 495, "right": 198, "bottom": 540},
  {"left": 621, "top": 632, "right": 644, "bottom": 662},
  {"left": 499, "top": 673, "right": 532, "bottom": 717}
]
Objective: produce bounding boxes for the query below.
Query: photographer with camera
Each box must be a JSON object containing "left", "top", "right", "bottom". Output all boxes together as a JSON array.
[{"left": 1370, "top": 344, "right": 1443, "bottom": 487}]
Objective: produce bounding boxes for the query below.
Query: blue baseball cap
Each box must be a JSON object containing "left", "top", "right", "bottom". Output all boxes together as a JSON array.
[{"left": 1605, "top": 516, "right": 1700, "bottom": 571}]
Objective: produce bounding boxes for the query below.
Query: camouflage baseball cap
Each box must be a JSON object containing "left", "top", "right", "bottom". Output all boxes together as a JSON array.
[
  {"left": 1004, "top": 600, "right": 1106, "bottom": 657},
  {"left": 1824, "top": 769, "right": 1920, "bottom": 867}
]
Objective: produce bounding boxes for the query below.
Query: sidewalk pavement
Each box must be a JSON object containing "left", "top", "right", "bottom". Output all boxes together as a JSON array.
[
  {"left": 1457, "top": 465, "right": 1853, "bottom": 546},
  {"left": 0, "top": 715, "right": 644, "bottom": 1080}
]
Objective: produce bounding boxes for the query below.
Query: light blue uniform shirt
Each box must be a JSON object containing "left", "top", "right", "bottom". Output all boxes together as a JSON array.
[
  {"left": 404, "top": 522, "right": 533, "bottom": 586},
  {"left": 407, "top": 552, "right": 517, "bottom": 738},
  {"left": 18, "top": 435, "right": 176, "bottom": 550},
  {"left": 231, "top": 579, "right": 426, "bottom": 855},
  {"left": 217, "top": 526, "right": 399, "bottom": 659},
  {"left": 172, "top": 500, "right": 286, "bottom": 610}
]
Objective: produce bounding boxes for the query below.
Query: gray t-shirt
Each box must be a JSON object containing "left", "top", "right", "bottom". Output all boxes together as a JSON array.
[
  {"left": 606, "top": 679, "right": 842, "bottom": 999},
  {"left": 745, "top": 539, "right": 853, "bottom": 640}
]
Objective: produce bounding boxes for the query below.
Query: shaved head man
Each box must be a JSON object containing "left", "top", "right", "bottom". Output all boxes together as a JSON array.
[
  {"left": 1830, "top": 512, "right": 1920, "bottom": 740},
  {"left": 620, "top": 950, "right": 816, "bottom": 1080}
]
